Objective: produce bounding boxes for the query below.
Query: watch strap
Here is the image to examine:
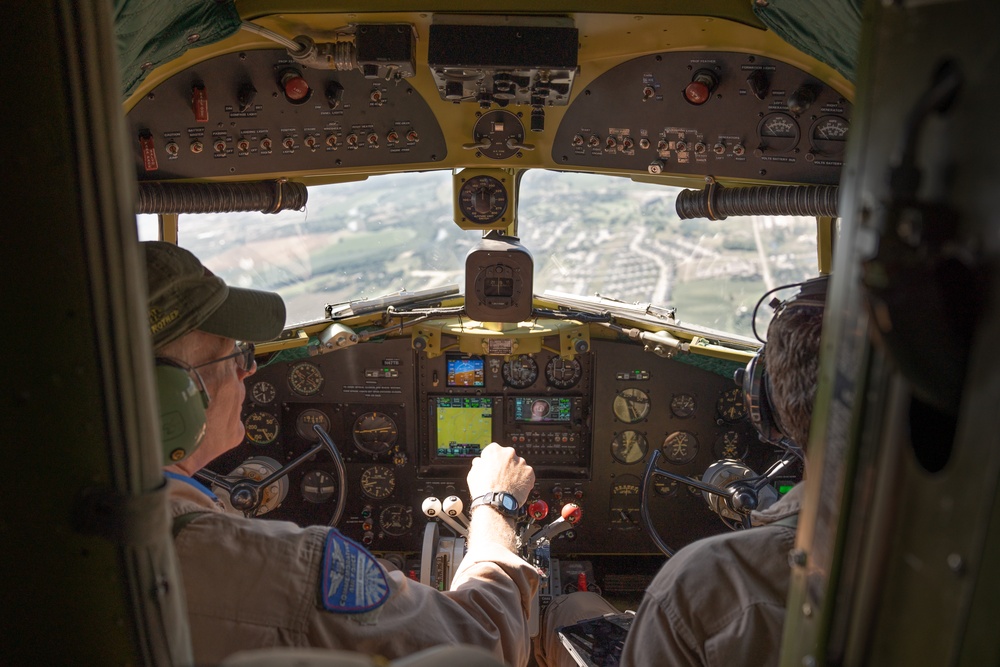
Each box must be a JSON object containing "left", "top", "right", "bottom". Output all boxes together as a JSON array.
[{"left": 470, "top": 491, "right": 521, "bottom": 517}]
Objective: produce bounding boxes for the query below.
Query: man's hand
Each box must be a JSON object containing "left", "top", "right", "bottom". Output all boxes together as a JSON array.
[{"left": 468, "top": 443, "right": 535, "bottom": 506}]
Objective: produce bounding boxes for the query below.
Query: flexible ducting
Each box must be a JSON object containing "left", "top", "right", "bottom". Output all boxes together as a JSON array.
[
  {"left": 136, "top": 180, "right": 307, "bottom": 214},
  {"left": 676, "top": 182, "right": 839, "bottom": 220}
]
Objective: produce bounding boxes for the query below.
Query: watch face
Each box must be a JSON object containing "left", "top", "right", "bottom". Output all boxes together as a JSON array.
[{"left": 500, "top": 493, "right": 519, "bottom": 511}]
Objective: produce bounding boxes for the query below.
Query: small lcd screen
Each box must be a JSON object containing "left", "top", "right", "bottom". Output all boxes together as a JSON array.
[
  {"left": 446, "top": 355, "right": 485, "bottom": 387},
  {"left": 513, "top": 397, "right": 573, "bottom": 423},
  {"left": 434, "top": 396, "right": 493, "bottom": 458}
]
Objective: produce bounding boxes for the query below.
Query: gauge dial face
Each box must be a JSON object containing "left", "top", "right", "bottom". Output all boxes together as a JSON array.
[
  {"left": 244, "top": 411, "right": 279, "bottom": 445},
  {"left": 251, "top": 380, "right": 276, "bottom": 405},
  {"left": 458, "top": 174, "right": 508, "bottom": 224},
  {"left": 609, "top": 475, "right": 642, "bottom": 530},
  {"left": 295, "top": 408, "right": 330, "bottom": 441},
  {"left": 810, "top": 115, "right": 850, "bottom": 156},
  {"left": 301, "top": 470, "right": 337, "bottom": 504},
  {"left": 379, "top": 504, "right": 414, "bottom": 536},
  {"left": 670, "top": 393, "right": 696, "bottom": 418},
  {"left": 360, "top": 465, "right": 396, "bottom": 499},
  {"left": 288, "top": 362, "right": 324, "bottom": 396},
  {"left": 661, "top": 430, "right": 699, "bottom": 465},
  {"left": 546, "top": 357, "right": 583, "bottom": 389},
  {"left": 611, "top": 430, "right": 648, "bottom": 464},
  {"left": 502, "top": 355, "right": 539, "bottom": 388},
  {"left": 757, "top": 112, "right": 800, "bottom": 153},
  {"left": 612, "top": 388, "right": 651, "bottom": 423},
  {"left": 714, "top": 430, "right": 748, "bottom": 460},
  {"left": 717, "top": 387, "right": 748, "bottom": 423},
  {"left": 353, "top": 412, "right": 399, "bottom": 455},
  {"left": 654, "top": 476, "right": 678, "bottom": 496}
]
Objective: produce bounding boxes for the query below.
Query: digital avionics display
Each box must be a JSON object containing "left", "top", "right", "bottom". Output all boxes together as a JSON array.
[
  {"left": 446, "top": 355, "right": 484, "bottom": 387},
  {"left": 513, "top": 397, "right": 573, "bottom": 423},
  {"left": 435, "top": 396, "right": 493, "bottom": 457}
]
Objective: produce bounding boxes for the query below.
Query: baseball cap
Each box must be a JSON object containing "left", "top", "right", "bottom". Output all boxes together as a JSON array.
[{"left": 143, "top": 241, "right": 286, "bottom": 348}]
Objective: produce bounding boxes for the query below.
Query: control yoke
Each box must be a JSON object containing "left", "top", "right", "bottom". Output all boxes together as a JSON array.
[
  {"left": 640, "top": 449, "right": 793, "bottom": 557},
  {"left": 194, "top": 424, "right": 347, "bottom": 525}
]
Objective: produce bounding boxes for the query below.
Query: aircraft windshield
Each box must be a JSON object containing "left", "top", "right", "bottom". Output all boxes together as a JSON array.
[{"left": 138, "top": 170, "right": 818, "bottom": 337}]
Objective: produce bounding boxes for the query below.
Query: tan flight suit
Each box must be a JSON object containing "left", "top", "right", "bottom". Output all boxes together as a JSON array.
[
  {"left": 537, "top": 483, "right": 803, "bottom": 667},
  {"left": 166, "top": 476, "right": 539, "bottom": 667}
]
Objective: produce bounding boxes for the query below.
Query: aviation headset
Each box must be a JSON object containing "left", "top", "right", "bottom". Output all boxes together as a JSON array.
[
  {"left": 738, "top": 275, "right": 829, "bottom": 451},
  {"left": 155, "top": 358, "right": 209, "bottom": 466}
]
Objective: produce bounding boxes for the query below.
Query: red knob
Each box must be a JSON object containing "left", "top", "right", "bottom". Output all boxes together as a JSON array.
[
  {"left": 283, "top": 75, "right": 310, "bottom": 101},
  {"left": 562, "top": 503, "right": 582, "bottom": 524},
  {"left": 684, "top": 80, "right": 710, "bottom": 105},
  {"left": 528, "top": 499, "right": 549, "bottom": 521}
]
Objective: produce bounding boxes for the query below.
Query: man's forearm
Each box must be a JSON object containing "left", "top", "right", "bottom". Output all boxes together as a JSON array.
[{"left": 468, "top": 505, "right": 519, "bottom": 552}]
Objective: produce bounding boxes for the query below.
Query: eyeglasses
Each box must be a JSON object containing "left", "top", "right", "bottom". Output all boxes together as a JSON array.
[{"left": 193, "top": 341, "right": 256, "bottom": 373}]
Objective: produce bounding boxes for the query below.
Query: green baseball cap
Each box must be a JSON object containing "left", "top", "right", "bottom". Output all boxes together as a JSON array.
[{"left": 143, "top": 241, "right": 286, "bottom": 348}]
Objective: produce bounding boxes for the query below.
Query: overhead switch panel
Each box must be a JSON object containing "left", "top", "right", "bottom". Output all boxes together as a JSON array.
[{"left": 428, "top": 18, "right": 578, "bottom": 108}]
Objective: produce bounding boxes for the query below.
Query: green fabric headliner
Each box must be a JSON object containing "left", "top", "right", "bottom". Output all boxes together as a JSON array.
[
  {"left": 753, "top": 0, "right": 863, "bottom": 83},
  {"left": 114, "top": 0, "right": 241, "bottom": 98}
]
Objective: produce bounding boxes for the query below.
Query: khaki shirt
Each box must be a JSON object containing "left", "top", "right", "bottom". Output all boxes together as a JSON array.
[
  {"left": 166, "top": 475, "right": 539, "bottom": 666},
  {"left": 620, "top": 483, "right": 803, "bottom": 666}
]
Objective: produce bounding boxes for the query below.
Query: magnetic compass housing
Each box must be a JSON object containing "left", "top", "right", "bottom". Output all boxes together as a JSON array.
[
  {"left": 465, "top": 232, "right": 533, "bottom": 323},
  {"left": 453, "top": 168, "right": 517, "bottom": 230}
]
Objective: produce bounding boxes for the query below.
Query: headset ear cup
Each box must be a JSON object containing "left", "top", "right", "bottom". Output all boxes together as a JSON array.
[
  {"left": 742, "top": 348, "right": 784, "bottom": 445},
  {"left": 155, "top": 360, "right": 208, "bottom": 465}
]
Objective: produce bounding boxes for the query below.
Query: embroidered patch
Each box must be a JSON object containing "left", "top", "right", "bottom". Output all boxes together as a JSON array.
[{"left": 320, "top": 530, "right": 390, "bottom": 613}]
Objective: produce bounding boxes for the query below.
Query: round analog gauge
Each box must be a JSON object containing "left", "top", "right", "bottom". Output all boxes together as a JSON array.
[
  {"left": 612, "top": 388, "right": 651, "bottom": 423},
  {"left": 757, "top": 112, "right": 800, "bottom": 153},
  {"left": 288, "top": 362, "right": 324, "bottom": 396},
  {"left": 716, "top": 387, "right": 748, "bottom": 423},
  {"left": 714, "top": 430, "right": 748, "bottom": 460},
  {"left": 546, "top": 357, "right": 583, "bottom": 389},
  {"left": 609, "top": 475, "right": 642, "bottom": 530},
  {"left": 379, "top": 504, "right": 414, "bottom": 536},
  {"left": 687, "top": 474, "right": 704, "bottom": 496},
  {"left": 244, "top": 411, "right": 279, "bottom": 445},
  {"left": 295, "top": 408, "right": 330, "bottom": 441},
  {"left": 458, "top": 174, "right": 509, "bottom": 224},
  {"left": 654, "top": 476, "right": 678, "bottom": 497},
  {"left": 301, "top": 469, "right": 337, "bottom": 504},
  {"left": 360, "top": 465, "right": 396, "bottom": 500},
  {"left": 661, "top": 430, "right": 699, "bottom": 465},
  {"left": 353, "top": 412, "right": 399, "bottom": 455},
  {"left": 809, "top": 115, "right": 850, "bottom": 156},
  {"left": 611, "top": 431, "right": 648, "bottom": 465},
  {"left": 502, "top": 355, "right": 539, "bottom": 388},
  {"left": 251, "top": 380, "right": 276, "bottom": 405},
  {"left": 670, "top": 393, "right": 696, "bottom": 418}
]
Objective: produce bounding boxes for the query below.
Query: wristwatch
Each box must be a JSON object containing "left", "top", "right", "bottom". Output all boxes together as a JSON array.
[{"left": 469, "top": 491, "right": 521, "bottom": 517}]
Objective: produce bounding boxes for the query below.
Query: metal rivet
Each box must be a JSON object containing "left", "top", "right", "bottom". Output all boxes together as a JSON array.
[
  {"left": 140, "top": 61, "right": 153, "bottom": 70},
  {"left": 187, "top": 33, "right": 201, "bottom": 44}
]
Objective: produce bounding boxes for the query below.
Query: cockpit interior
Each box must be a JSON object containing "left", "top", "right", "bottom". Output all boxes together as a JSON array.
[{"left": 8, "top": 0, "right": 1000, "bottom": 664}]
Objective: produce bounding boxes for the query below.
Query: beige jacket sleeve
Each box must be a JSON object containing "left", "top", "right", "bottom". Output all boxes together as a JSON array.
[{"left": 168, "top": 477, "right": 538, "bottom": 666}]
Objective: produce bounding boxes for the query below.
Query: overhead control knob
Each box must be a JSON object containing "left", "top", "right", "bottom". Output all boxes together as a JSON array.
[
  {"left": 325, "top": 80, "right": 344, "bottom": 109},
  {"left": 237, "top": 82, "right": 257, "bottom": 113},
  {"left": 746, "top": 69, "right": 770, "bottom": 100},
  {"left": 191, "top": 84, "right": 209, "bottom": 122},
  {"left": 279, "top": 68, "right": 311, "bottom": 104},
  {"left": 787, "top": 85, "right": 817, "bottom": 115},
  {"left": 684, "top": 69, "right": 718, "bottom": 105}
]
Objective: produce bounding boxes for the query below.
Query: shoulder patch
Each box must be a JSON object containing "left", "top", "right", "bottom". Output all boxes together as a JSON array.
[{"left": 320, "top": 530, "right": 390, "bottom": 613}]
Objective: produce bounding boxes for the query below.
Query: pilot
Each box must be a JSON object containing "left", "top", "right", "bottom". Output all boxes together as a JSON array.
[
  {"left": 535, "top": 277, "right": 827, "bottom": 667},
  {"left": 145, "top": 241, "right": 539, "bottom": 666}
]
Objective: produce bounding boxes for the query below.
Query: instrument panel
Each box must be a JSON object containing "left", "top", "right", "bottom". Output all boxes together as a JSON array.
[{"left": 208, "top": 331, "right": 789, "bottom": 556}]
